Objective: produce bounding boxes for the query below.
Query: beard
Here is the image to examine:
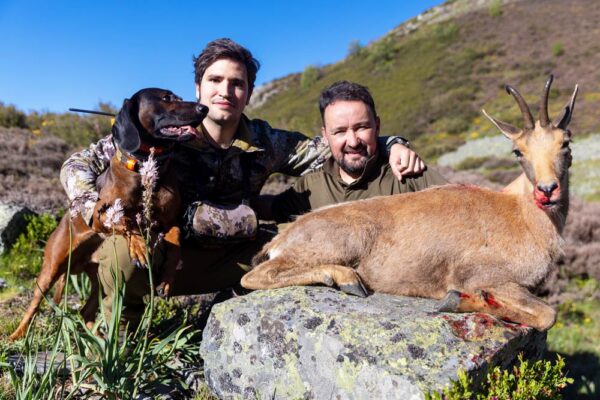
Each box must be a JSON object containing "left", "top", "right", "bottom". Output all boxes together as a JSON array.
[{"left": 335, "top": 145, "right": 370, "bottom": 175}]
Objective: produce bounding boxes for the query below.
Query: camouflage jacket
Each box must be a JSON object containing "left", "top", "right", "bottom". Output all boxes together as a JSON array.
[{"left": 60, "top": 115, "right": 399, "bottom": 234}]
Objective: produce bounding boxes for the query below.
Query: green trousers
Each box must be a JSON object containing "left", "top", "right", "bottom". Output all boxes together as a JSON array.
[{"left": 96, "top": 234, "right": 269, "bottom": 324}]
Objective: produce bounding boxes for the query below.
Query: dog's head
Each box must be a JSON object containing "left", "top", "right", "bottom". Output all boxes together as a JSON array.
[{"left": 112, "top": 88, "right": 208, "bottom": 153}]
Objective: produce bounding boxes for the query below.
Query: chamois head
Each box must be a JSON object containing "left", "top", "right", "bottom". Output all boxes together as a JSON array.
[{"left": 483, "top": 75, "right": 578, "bottom": 210}]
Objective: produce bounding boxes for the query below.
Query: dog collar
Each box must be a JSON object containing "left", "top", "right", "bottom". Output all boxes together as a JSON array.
[
  {"left": 115, "top": 146, "right": 141, "bottom": 172},
  {"left": 115, "top": 146, "right": 170, "bottom": 172}
]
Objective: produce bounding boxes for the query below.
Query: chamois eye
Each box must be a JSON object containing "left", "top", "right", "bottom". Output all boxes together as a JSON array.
[
  {"left": 513, "top": 149, "right": 523, "bottom": 157},
  {"left": 561, "top": 141, "right": 570, "bottom": 149}
]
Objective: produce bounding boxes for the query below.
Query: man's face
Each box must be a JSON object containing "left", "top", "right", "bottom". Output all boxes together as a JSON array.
[
  {"left": 322, "top": 100, "right": 379, "bottom": 176},
  {"left": 196, "top": 58, "right": 251, "bottom": 125}
]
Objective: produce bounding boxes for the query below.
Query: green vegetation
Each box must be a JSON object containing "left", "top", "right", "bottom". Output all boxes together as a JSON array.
[
  {"left": 301, "top": 65, "right": 321, "bottom": 89},
  {"left": 0, "top": 102, "right": 115, "bottom": 149},
  {"left": 552, "top": 42, "right": 565, "bottom": 57},
  {"left": 488, "top": 0, "right": 503, "bottom": 17},
  {"left": 547, "top": 279, "right": 600, "bottom": 399},
  {"left": 426, "top": 354, "right": 572, "bottom": 399},
  {"left": 0, "top": 102, "right": 28, "bottom": 129},
  {"left": 347, "top": 39, "right": 363, "bottom": 57},
  {"left": 0, "top": 213, "right": 209, "bottom": 398},
  {"left": 0, "top": 214, "right": 58, "bottom": 281}
]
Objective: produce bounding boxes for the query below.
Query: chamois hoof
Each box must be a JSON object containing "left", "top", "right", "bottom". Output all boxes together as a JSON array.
[
  {"left": 339, "top": 281, "right": 368, "bottom": 298},
  {"left": 436, "top": 290, "right": 462, "bottom": 312}
]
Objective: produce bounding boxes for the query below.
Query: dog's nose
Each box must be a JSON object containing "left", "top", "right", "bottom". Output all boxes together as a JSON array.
[{"left": 197, "top": 103, "right": 209, "bottom": 115}]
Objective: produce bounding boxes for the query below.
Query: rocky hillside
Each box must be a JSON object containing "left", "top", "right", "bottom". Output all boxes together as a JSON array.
[{"left": 247, "top": 0, "right": 600, "bottom": 159}]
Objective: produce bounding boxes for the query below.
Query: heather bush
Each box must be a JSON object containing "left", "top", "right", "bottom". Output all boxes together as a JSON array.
[{"left": 0, "top": 127, "right": 70, "bottom": 213}]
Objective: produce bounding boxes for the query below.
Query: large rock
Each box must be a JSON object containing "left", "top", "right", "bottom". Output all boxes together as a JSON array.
[
  {"left": 0, "top": 203, "right": 35, "bottom": 254},
  {"left": 200, "top": 287, "right": 546, "bottom": 399}
]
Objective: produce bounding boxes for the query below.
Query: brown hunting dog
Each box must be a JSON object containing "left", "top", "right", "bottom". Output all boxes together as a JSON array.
[{"left": 10, "top": 88, "right": 207, "bottom": 340}]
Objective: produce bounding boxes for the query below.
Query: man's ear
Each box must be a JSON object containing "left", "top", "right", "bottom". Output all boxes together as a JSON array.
[
  {"left": 321, "top": 126, "right": 329, "bottom": 145},
  {"left": 195, "top": 84, "right": 201, "bottom": 101}
]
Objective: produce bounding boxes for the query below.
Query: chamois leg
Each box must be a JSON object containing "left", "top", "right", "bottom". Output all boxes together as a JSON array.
[
  {"left": 437, "top": 283, "right": 556, "bottom": 331},
  {"left": 241, "top": 259, "right": 367, "bottom": 297}
]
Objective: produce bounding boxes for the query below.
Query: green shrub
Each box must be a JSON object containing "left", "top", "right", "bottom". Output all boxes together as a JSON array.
[
  {"left": 367, "top": 36, "right": 399, "bottom": 66},
  {"left": 300, "top": 65, "right": 321, "bottom": 89},
  {"left": 26, "top": 102, "right": 116, "bottom": 148},
  {"left": 348, "top": 40, "right": 363, "bottom": 57},
  {"left": 426, "top": 354, "right": 573, "bottom": 400},
  {"left": 0, "top": 102, "right": 28, "bottom": 129},
  {"left": 0, "top": 213, "right": 58, "bottom": 279},
  {"left": 552, "top": 42, "right": 565, "bottom": 57},
  {"left": 488, "top": 0, "right": 503, "bottom": 17}
]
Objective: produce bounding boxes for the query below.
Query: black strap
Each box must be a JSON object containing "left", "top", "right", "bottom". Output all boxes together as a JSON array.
[{"left": 240, "top": 154, "right": 252, "bottom": 206}]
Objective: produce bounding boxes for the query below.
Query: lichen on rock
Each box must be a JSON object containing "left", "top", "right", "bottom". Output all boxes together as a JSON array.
[{"left": 200, "top": 286, "right": 546, "bottom": 399}]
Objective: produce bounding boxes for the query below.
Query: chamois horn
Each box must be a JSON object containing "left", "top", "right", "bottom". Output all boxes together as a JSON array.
[
  {"left": 539, "top": 75, "right": 553, "bottom": 127},
  {"left": 505, "top": 85, "right": 534, "bottom": 130}
]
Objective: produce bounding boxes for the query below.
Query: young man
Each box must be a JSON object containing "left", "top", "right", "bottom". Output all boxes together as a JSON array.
[
  {"left": 259, "top": 81, "right": 447, "bottom": 223},
  {"left": 60, "top": 39, "right": 424, "bottom": 323}
]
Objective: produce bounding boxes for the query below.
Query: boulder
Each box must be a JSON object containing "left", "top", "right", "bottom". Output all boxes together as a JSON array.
[
  {"left": 0, "top": 203, "right": 35, "bottom": 254},
  {"left": 200, "top": 287, "right": 546, "bottom": 399}
]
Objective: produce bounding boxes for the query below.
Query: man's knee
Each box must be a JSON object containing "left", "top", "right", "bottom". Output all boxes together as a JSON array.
[{"left": 96, "top": 235, "right": 150, "bottom": 301}]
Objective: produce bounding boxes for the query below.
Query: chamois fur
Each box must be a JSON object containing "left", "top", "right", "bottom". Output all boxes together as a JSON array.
[{"left": 242, "top": 76, "right": 578, "bottom": 331}]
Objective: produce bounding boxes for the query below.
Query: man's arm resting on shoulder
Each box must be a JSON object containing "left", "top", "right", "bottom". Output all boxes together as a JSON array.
[{"left": 60, "top": 135, "right": 115, "bottom": 224}]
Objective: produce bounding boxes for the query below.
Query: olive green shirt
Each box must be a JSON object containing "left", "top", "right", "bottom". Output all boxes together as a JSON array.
[{"left": 272, "top": 150, "right": 447, "bottom": 222}]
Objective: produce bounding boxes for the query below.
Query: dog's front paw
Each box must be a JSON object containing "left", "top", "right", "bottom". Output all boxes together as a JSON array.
[
  {"left": 128, "top": 235, "right": 149, "bottom": 268},
  {"left": 155, "top": 282, "right": 171, "bottom": 298}
]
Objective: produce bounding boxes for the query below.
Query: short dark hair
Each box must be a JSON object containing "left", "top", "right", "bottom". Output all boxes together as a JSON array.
[
  {"left": 319, "top": 81, "right": 377, "bottom": 122},
  {"left": 193, "top": 38, "right": 260, "bottom": 91}
]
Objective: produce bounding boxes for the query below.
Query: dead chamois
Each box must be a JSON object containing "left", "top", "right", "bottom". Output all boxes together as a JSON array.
[{"left": 242, "top": 75, "right": 578, "bottom": 331}]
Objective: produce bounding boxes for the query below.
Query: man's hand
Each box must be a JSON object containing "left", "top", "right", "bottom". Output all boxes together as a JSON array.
[{"left": 389, "top": 144, "right": 425, "bottom": 180}]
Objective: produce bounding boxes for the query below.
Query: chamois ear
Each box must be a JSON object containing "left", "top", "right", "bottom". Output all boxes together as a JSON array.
[
  {"left": 482, "top": 109, "right": 521, "bottom": 139},
  {"left": 111, "top": 98, "right": 141, "bottom": 153},
  {"left": 552, "top": 84, "right": 579, "bottom": 130}
]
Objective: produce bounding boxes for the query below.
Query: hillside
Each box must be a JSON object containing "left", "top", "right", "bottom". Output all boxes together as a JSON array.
[{"left": 247, "top": 0, "right": 600, "bottom": 159}]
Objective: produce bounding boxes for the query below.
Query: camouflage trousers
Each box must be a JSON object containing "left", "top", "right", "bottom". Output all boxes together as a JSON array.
[{"left": 96, "top": 233, "right": 271, "bottom": 325}]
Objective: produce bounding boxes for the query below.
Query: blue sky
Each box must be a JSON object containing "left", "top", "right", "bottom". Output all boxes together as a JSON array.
[{"left": 0, "top": 1, "right": 442, "bottom": 113}]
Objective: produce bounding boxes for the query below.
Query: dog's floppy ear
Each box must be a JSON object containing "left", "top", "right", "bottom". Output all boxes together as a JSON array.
[{"left": 111, "top": 98, "right": 141, "bottom": 153}]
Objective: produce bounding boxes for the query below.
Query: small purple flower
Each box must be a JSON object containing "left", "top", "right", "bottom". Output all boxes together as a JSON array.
[{"left": 103, "top": 198, "right": 125, "bottom": 229}]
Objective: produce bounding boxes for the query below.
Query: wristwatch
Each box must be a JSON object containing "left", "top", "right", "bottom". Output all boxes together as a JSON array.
[{"left": 385, "top": 136, "right": 411, "bottom": 151}]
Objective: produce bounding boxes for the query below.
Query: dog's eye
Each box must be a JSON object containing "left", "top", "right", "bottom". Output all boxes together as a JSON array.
[{"left": 162, "top": 95, "right": 172, "bottom": 102}]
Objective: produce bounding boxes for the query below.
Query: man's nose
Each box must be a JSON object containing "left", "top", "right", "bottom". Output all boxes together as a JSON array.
[
  {"left": 346, "top": 131, "right": 360, "bottom": 147},
  {"left": 218, "top": 81, "right": 234, "bottom": 97}
]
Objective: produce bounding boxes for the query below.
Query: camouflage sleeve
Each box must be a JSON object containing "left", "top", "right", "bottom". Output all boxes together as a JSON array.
[
  {"left": 59, "top": 135, "right": 116, "bottom": 223},
  {"left": 266, "top": 126, "right": 330, "bottom": 177}
]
